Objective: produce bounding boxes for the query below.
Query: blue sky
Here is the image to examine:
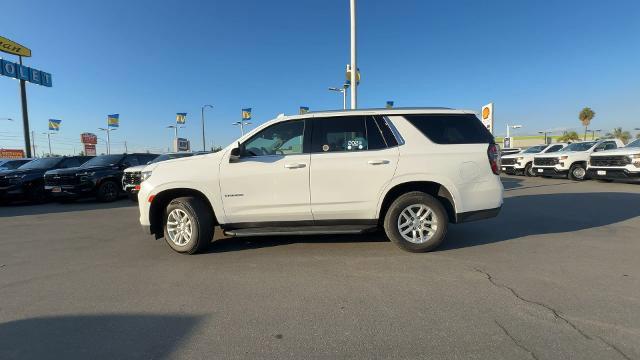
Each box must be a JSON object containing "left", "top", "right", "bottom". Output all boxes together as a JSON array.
[{"left": 1, "top": 0, "right": 639, "bottom": 155}]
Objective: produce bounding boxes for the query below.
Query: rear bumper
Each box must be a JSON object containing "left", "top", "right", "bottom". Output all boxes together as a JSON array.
[
  {"left": 455, "top": 206, "right": 502, "bottom": 223},
  {"left": 587, "top": 169, "right": 640, "bottom": 181}
]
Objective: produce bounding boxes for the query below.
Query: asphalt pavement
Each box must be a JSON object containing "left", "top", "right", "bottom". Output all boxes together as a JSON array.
[{"left": 1, "top": 175, "right": 639, "bottom": 359}]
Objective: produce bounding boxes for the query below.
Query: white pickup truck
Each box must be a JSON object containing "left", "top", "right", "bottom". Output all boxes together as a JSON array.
[
  {"left": 501, "top": 143, "right": 567, "bottom": 176},
  {"left": 587, "top": 138, "right": 640, "bottom": 182},
  {"left": 136, "top": 108, "right": 504, "bottom": 254},
  {"left": 532, "top": 139, "right": 625, "bottom": 180}
]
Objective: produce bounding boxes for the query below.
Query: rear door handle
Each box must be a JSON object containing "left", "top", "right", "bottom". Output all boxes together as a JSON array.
[
  {"left": 284, "top": 163, "right": 307, "bottom": 169},
  {"left": 367, "top": 160, "right": 390, "bottom": 165}
]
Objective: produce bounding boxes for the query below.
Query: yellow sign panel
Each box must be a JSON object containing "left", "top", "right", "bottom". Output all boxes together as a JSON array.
[{"left": 0, "top": 36, "right": 31, "bottom": 57}]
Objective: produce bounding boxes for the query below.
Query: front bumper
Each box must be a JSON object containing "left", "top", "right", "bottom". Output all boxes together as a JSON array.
[
  {"left": 0, "top": 184, "right": 25, "bottom": 200},
  {"left": 587, "top": 169, "right": 640, "bottom": 181},
  {"left": 532, "top": 166, "right": 568, "bottom": 177},
  {"left": 45, "top": 181, "right": 97, "bottom": 198}
]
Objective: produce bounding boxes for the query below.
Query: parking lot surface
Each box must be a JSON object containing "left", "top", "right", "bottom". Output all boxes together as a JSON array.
[{"left": 1, "top": 175, "right": 639, "bottom": 359}]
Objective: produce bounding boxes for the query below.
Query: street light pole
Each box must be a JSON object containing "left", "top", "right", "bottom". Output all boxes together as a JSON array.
[
  {"left": 349, "top": 0, "right": 357, "bottom": 109},
  {"left": 98, "top": 127, "right": 116, "bottom": 155},
  {"left": 590, "top": 129, "right": 601, "bottom": 140},
  {"left": 201, "top": 104, "right": 213, "bottom": 151},
  {"left": 538, "top": 131, "right": 550, "bottom": 144},
  {"left": 328, "top": 86, "right": 349, "bottom": 110},
  {"left": 506, "top": 124, "right": 523, "bottom": 139},
  {"left": 233, "top": 121, "right": 251, "bottom": 136},
  {"left": 42, "top": 132, "right": 53, "bottom": 155}
]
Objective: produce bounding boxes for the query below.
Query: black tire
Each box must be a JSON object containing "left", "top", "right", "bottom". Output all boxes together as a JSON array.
[
  {"left": 96, "top": 180, "right": 120, "bottom": 202},
  {"left": 524, "top": 163, "right": 536, "bottom": 177},
  {"left": 568, "top": 163, "right": 587, "bottom": 181},
  {"left": 383, "top": 191, "right": 448, "bottom": 252},
  {"left": 163, "top": 196, "right": 213, "bottom": 254},
  {"left": 27, "top": 184, "right": 47, "bottom": 203},
  {"left": 127, "top": 192, "right": 139, "bottom": 202}
]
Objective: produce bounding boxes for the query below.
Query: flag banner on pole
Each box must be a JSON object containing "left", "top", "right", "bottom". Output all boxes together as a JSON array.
[
  {"left": 386, "top": 101, "right": 394, "bottom": 109},
  {"left": 48, "top": 119, "right": 62, "bottom": 131},
  {"left": 107, "top": 114, "right": 120, "bottom": 128},
  {"left": 176, "top": 113, "right": 187, "bottom": 124},
  {"left": 299, "top": 106, "right": 309, "bottom": 115},
  {"left": 242, "top": 108, "right": 252, "bottom": 120},
  {"left": 481, "top": 103, "right": 494, "bottom": 134}
]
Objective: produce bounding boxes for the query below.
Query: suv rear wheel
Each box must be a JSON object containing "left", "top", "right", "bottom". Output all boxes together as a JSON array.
[
  {"left": 383, "top": 191, "right": 448, "bottom": 252},
  {"left": 164, "top": 196, "right": 213, "bottom": 254}
]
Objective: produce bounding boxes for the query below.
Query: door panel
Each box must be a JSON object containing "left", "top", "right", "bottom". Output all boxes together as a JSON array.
[{"left": 219, "top": 154, "right": 312, "bottom": 223}]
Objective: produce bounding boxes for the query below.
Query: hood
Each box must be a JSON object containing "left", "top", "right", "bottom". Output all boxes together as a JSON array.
[
  {"left": 536, "top": 150, "right": 585, "bottom": 157},
  {"left": 591, "top": 148, "right": 640, "bottom": 157},
  {"left": 46, "top": 165, "right": 116, "bottom": 175},
  {"left": 146, "top": 151, "right": 223, "bottom": 173},
  {"left": 124, "top": 164, "right": 148, "bottom": 173},
  {"left": 0, "top": 168, "right": 47, "bottom": 178}
]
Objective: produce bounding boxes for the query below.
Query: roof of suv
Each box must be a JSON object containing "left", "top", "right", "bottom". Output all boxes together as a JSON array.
[{"left": 280, "top": 107, "right": 476, "bottom": 120}]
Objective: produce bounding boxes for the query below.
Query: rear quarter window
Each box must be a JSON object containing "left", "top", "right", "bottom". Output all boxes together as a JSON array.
[{"left": 403, "top": 114, "right": 495, "bottom": 144}]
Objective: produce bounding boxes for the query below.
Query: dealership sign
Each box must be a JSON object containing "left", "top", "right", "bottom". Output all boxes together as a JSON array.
[
  {"left": 0, "top": 149, "right": 26, "bottom": 158},
  {"left": 0, "top": 35, "right": 31, "bottom": 57},
  {"left": 1, "top": 59, "right": 52, "bottom": 87},
  {"left": 80, "top": 133, "right": 98, "bottom": 156}
]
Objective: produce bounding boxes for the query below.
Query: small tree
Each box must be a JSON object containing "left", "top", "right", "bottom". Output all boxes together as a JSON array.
[
  {"left": 557, "top": 131, "right": 580, "bottom": 142},
  {"left": 579, "top": 107, "right": 596, "bottom": 140},
  {"left": 604, "top": 127, "right": 632, "bottom": 144}
]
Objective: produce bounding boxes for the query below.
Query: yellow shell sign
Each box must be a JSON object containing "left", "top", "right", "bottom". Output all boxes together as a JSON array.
[
  {"left": 0, "top": 36, "right": 31, "bottom": 57},
  {"left": 482, "top": 106, "right": 491, "bottom": 120}
]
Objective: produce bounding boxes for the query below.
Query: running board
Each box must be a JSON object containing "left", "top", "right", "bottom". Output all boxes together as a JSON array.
[{"left": 223, "top": 225, "right": 377, "bottom": 237}]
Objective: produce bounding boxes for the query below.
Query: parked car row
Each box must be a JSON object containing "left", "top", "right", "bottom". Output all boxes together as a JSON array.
[{"left": 501, "top": 138, "right": 640, "bottom": 182}]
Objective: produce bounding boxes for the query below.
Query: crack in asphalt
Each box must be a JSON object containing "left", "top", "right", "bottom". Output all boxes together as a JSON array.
[
  {"left": 475, "top": 268, "right": 635, "bottom": 360},
  {"left": 495, "top": 320, "right": 539, "bottom": 360}
]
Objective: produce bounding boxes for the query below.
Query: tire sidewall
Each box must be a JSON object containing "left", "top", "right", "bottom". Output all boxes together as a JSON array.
[
  {"left": 569, "top": 163, "right": 586, "bottom": 181},
  {"left": 384, "top": 192, "right": 448, "bottom": 252},
  {"left": 164, "top": 199, "right": 202, "bottom": 254},
  {"left": 98, "top": 180, "right": 119, "bottom": 202},
  {"left": 525, "top": 163, "right": 535, "bottom": 177}
]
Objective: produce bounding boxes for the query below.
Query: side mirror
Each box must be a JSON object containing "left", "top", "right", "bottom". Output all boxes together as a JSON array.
[{"left": 229, "top": 144, "right": 241, "bottom": 162}]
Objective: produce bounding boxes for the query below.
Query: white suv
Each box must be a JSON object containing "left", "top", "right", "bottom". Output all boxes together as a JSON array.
[
  {"left": 532, "top": 139, "right": 624, "bottom": 180},
  {"left": 137, "top": 108, "right": 504, "bottom": 254},
  {"left": 587, "top": 138, "right": 640, "bottom": 182},
  {"left": 501, "top": 143, "right": 567, "bottom": 176}
]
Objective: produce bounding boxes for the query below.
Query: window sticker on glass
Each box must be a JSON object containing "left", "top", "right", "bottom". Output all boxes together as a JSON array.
[
  {"left": 347, "top": 140, "right": 363, "bottom": 150},
  {"left": 322, "top": 144, "right": 330, "bottom": 152}
]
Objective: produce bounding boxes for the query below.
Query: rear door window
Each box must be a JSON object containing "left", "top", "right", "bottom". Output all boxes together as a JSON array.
[
  {"left": 403, "top": 114, "right": 494, "bottom": 144},
  {"left": 312, "top": 116, "right": 369, "bottom": 153}
]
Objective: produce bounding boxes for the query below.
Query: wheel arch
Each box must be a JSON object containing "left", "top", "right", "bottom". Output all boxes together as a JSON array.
[
  {"left": 149, "top": 188, "right": 217, "bottom": 239},
  {"left": 377, "top": 181, "right": 456, "bottom": 225}
]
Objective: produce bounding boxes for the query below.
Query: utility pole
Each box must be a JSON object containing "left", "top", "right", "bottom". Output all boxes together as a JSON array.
[
  {"left": 349, "top": 0, "right": 357, "bottom": 109},
  {"left": 31, "top": 130, "right": 36, "bottom": 157},
  {"left": 18, "top": 56, "right": 32, "bottom": 157},
  {"left": 124, "top": 141, "right": 128, "bottom": 153},
  {"left": 201, "top": 104, "right": 213, "bottom": 151},
  {"left": 42, "top": 132, "right": 53, "bottom": 155}
]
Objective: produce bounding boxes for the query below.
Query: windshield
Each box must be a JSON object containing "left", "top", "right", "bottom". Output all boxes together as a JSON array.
[
  {"left": 148, "top": 153, "right": 193, "bottom": 164},
  {"left": 562, "top": 142, "right": 597, "bottom": 152},
  {"left": 18, "top": 158, "right": 61, "bottom": 170},
  {"left": 626, "top": 139, "right": 640, "bottom": 148},
  {"left": 523, "top": 146, "right": 545, "bottom": 154},
  {"left": 80, "top": 154, "right": 123, "bottom": 167}
]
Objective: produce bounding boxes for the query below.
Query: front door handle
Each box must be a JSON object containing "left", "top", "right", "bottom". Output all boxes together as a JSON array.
[
  {"left": 367, "top": 160, "right": 390, "bottom": 165},
  {"left": 284, "top": 163, "right": 307, "bottom": 169}
]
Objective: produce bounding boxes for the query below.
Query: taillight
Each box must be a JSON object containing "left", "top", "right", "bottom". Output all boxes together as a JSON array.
[{"left": 488, "top": 144, "right": 500, "bottom": 175}]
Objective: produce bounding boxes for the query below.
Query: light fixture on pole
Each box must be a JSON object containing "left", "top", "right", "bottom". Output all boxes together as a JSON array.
[
  {"left": 538, "top": 131, "right": 551, "bottom": 144},
  {"left": 201, "top": 104, "right": 213, "bottom": 151},
  {"left": 349, "top": 0, "right": 358, "bottom": 109},
  {"left": 98, "top": 127, "right": 116, "bottom": 155},
  {"left": 506, "top": 124, "right": 523, "bottom": 139},
  {"left": 590, "top": 129, "right": 602, "bottom": 140},
  {"left": 166, "top": 125, "right": 185, "bottom": 140},
  {"left": 41, "top": 131, "right": 56, "bottom": 155},
  {"left": 328, "top": 85, "right": 349, "bottom": 110},
  {"left": 233, "top": 121, "right": 252, "bottom": 136}
]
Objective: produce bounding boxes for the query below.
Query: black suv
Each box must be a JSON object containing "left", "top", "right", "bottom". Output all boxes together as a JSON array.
[
  {"left": 0, "top": 156, "right": 92, "bottom": 203},
  {"left": 44, "top": 153, "right": 158, "bottom": 202}
]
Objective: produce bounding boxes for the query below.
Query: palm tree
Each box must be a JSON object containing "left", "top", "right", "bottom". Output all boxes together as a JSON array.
[
  {"left": 605, "top": 127, "right": 632, "bottom": 144},
  {"left": 557, "top": 131, "right": 580, "bottom": 142},
  {"left": 579, "top": 107, "right": 595, "bottom": 140}
]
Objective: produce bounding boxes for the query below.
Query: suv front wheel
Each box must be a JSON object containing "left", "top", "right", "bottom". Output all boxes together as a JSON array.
[
  {"left": 383, "top": 191, "right": 448, "bottom": 252},
  {"left": 164, "top": 196, "right": 213, "bottom": 254}
]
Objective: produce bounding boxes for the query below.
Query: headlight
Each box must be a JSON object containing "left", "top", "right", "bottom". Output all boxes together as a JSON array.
[
  {"left": 5, "top": 174, "right": 25, "bottom": 184},
  {"left": 631, "top": 154, "right": 640, "bottom": 168},
  {"left": 559, "top": 156, "right": 569, "bottom": 160},
  {"left": 516, "top": 157, "right": 524, "bottom": 161},
  {"left": 141, "top": 171, "right": 152, "bottom": 182}
]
